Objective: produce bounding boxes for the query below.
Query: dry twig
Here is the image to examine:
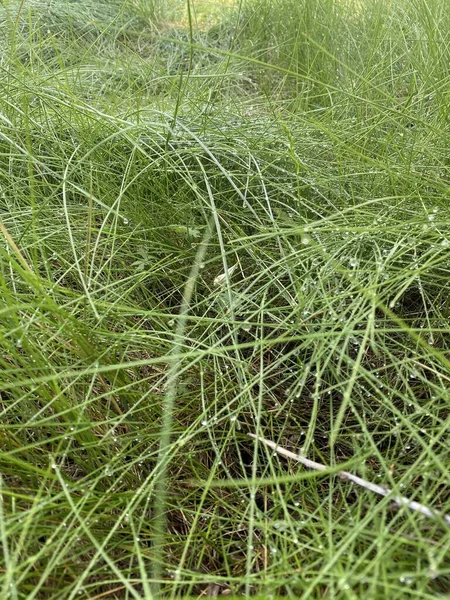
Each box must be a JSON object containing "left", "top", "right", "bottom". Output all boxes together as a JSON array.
[{"left": 249, "top": 433, "right": 450, "bottom": 526}]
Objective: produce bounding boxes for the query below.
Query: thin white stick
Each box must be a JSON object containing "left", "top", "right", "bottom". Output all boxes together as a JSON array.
[{"left": 249, "top": 433, "right": 450, "bottom": 526}]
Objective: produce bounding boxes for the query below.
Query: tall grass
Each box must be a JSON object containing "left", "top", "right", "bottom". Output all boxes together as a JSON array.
[{"left": 0, "top": 0, "right": 450, "bottom": 597}]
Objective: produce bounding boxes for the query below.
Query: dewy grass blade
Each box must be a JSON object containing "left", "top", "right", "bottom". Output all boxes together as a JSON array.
[{"left": 1, "top": 0, "right": 450, "bottom": 596}]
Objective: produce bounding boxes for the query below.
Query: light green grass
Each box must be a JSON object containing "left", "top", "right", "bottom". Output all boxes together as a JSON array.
[{"left": 0, "top": 0, "right": 450, "bottom": 598}]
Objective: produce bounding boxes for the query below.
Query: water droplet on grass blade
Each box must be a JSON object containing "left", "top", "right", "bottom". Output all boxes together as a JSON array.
[{"left": 301, "top": 234, "right": 311, "bottom": 245}]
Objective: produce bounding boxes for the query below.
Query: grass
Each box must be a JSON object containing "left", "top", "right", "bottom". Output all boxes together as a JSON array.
[{"left": 0, "top": 0, "right": 450, "bottom": 597}]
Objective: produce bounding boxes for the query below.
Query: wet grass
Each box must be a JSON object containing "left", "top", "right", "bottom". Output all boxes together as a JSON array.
[{"left": 1, "top": 0, "right": 450, "bottom": 598}]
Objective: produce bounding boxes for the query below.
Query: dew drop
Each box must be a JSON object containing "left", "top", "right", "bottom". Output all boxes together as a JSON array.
[{"left": 301, "top": 234, "right": 311, "bottom": 245}]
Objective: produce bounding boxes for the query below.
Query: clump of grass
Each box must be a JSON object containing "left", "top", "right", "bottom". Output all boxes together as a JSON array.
[{"left": 0, "top": 0, "right": 450, "bottom": 598}]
